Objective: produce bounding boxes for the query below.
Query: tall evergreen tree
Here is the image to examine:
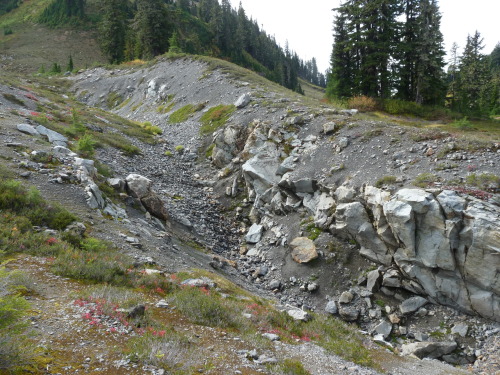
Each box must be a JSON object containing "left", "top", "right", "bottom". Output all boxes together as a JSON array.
[
  {"left": 99, "top": 0, "right": 128, "bottom": 64},
  {"left": 134, "top": 0, "right": 170, "bottom": 59},
  {"left": 456, "top": 31, "right": 490, "bottom": 115},
  {"left": 412, "top": 0, "right": 446, "bottom": 104},
  {"left": 327, "top": 2, "right": 354, "bottom": 99}
]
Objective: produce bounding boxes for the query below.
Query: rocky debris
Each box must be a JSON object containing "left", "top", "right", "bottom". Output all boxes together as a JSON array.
[
  {"left": 401, "top": 341, "right": 457, "bottom": 359},
  {"left": 262, "top": 332, "right": 280, "bottom": 341},
  {"left": 289, "top": 237, "right": 318, "bottom": 264},
  {"left": 366, "top": 269, "right": 381, "bottom": 292},
  {"left": 126, "top": 174, "right": 153, "bottom": 199},
  {"left": 339, "top": 291, "right": 354, "bottom": 304},
  {"left": 451, "top": 323, "right": 469, "bottom": 337}
]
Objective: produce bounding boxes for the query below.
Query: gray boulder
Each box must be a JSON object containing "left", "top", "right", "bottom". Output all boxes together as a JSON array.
[
  {"left": 401, "top": 341, "right": 457, "bottom": 359},
  {"left": 126, "top": 174, "right": 152, "bottom": 199},
  {"left": 325, "top": 301, "right": 338, "bottom": 315},
  {"left": 17, "top": 123, "right": 40, "bottom": 136},
  {"left": 235, "top": 93, "right": 251, "bottom": 108},
  {"left": 36, "top": 125, "right": 68, "bottom": 146},
  {"left": 400, "top": 296, "right": 428, "bottom": 315},
  {"left": 246, "top": 223, "right": 264, "bottom": 244}
]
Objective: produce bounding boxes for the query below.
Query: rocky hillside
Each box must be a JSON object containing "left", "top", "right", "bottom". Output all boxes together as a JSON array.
[{"left": 0, "top": 56, "right": 498, "bottom": 374}]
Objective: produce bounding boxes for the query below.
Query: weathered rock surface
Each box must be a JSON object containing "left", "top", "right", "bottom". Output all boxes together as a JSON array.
[
  {"left": 289, "top": 237, "right": 318, "bottom": 264},
  {"left": 401, "top": 341, "right": 457, "bottom": 359}
]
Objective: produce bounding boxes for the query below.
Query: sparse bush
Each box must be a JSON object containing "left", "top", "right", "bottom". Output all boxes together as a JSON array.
[
  {"left": 375, "top": 175, "right": 397, "bottom": 188},
  {"left": 106, "top": 91, "right": 124, "bottom": 109},
  {"left": 174, "top": 145, "right": 184, "bottom": 153},
  {"left": 3, "top": 27, "right": 13, "bottom": 36},
  {"left": 452, "top": 117, "right": 474, "bottom": 131},
  {"left": 199, "top": 104, "right": 236, "bottom": 134},
  {"left": 164, "top": 150, "right": 173, "bottom": 157},
  {"left": 413, "top": 172, "right": 439, "bottom": 188},
  {"left": 127, "top": 332, "right": 197, "bottom": 371},
  {"left": 347, "top": 96, "right": 377, "bottom": 112},
  {"left": 466, "top": 173, "right": 500, "bottom": 191},
  {"left": 171, "top": 286, "right": 244, "bottom": 329},
  {"left": 269, "top": 359, "right": 311, "bottom": 375}
]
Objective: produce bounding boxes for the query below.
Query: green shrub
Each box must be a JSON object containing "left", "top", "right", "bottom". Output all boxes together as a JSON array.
[
  {"left": 452, "top": 117, "right": 474, "bottom": 131},
  {"left": 3, "top": 27, "right": 13, "bottom": 36},
  {"left": 199, "top": 104, "right": 236, "bottom": 135},
  {"left": 0, "top": 180, "right": 76, "bottom": 230},
  {"left": 164, "top": 150, "right": 173, "bottom": 157},
  {"left": 76, "top": 133, "right": 96, "bottom": 157},
  {"left": 0, "top": 263, "right": 34, "bottom": 371},
  {"left": 174, "top": 145, "right": 184, "bottom": 153}
]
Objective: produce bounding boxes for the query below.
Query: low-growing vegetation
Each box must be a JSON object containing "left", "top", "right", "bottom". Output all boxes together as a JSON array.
[
  {"left": 168, "top": 103, "right": 206, "bottom": 123},
  {"left": 413, "top": 172, "right": 439, "bottom": 188},
  {"left": 375, "top": 175, "right": 397, "bottom": 188},
  {"left": 199, "top": 104, "right": 236, "bottom": 135},
  {"left": 466, "top": 173, "right": 500, "bottom": 191}
]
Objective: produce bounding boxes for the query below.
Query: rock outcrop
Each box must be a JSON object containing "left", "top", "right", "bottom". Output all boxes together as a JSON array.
[{"left": 214, "top": 118, "right": 500, "bottom": 321}]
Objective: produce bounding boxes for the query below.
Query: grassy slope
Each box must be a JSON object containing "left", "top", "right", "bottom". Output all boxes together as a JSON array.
[{"left": 0, "top": 0, "right": 105, "bottom": 74}]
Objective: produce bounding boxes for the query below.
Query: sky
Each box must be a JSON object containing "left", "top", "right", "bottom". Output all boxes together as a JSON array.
[{"left": 229, "top": 0, "right": 499, "bottom": 73}]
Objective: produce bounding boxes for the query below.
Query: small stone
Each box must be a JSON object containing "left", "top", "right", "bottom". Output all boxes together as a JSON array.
[
  {"left": 451, "top": 323, "right": 469, "bottom": 337},
  {"left": 262, "top": 333, "right": 280, "bottom": 341},
  {"left": 325, "top": 301, "right": 338, "bottom": 315},
  {"left": 339, "top": 291, "right": 354, "bottom": 304}
]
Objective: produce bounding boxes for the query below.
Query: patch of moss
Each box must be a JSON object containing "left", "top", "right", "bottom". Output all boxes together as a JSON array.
[
  {"left": 106, "top": 91, "right": 124, "bottom": 109},
  {"left": 168, "top": 103, "right": 206, "bottom": 123},
  {"left": 199, "top": 105, "right": 236, "bottom": 135}
]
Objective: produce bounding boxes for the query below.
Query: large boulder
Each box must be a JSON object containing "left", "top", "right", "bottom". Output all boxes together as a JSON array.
[
  {"left": 242, "top": 143, "right": 281, "bottom": 197},
  {"left": 36, "top": 125, "right": 68, "bottom": 146},
  {"left": 401, "top": 341, "right": 457, "bottom": 359},
  {"left": 141, "top": 193, "right": 169, "bottom": 221},
  {"left": 126, "top": 174, "right": 152, "bottom": 199},
  {"left": 290, "top": 237, "right": 318, "bottom": 264}
]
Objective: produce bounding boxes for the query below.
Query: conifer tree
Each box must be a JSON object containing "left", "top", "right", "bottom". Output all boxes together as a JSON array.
[
  {"left": 456, "top": 31, "right": 490, "bottom": 115},
  {"left": 134, "top": 0, "right": 170, "bottom": 59},
  {"left": 99, "top": 0, "right": 128, "bottom": 64}
]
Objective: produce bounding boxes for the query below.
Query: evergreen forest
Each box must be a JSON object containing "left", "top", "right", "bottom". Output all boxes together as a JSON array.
[
  {"left": 37, "top": 0, "right": 328, "bottom": 94},
  {"left": 326, "top": 0, "right": 500, "bottom": 118}
]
